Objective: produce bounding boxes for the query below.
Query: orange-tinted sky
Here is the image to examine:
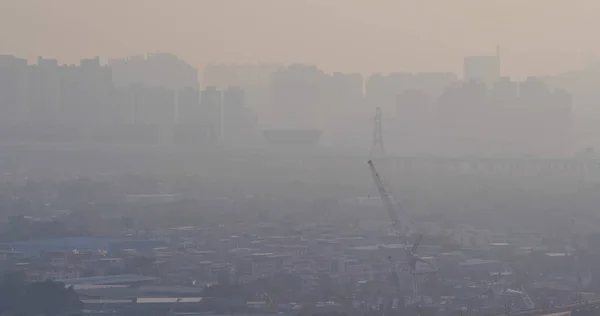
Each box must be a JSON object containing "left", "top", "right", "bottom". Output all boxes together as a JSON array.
[{"left": 1, "top": 0, "right": 599, "bottom": 77}]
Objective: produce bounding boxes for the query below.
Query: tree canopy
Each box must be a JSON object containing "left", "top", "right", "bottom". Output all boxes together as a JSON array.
[{"left": 0, "top": 271, "right": 82, "bottom": 316}]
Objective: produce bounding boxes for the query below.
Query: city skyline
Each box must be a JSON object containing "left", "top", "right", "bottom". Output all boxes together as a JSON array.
[
  {"left": 0, "top": 52, "right": 578, "bottom": 158},
  {"left": 2, "top": 0, "right": 600, "bottom": 78},
  {"left": 3, "top": 4, "right": 600, "bottom": 316}
]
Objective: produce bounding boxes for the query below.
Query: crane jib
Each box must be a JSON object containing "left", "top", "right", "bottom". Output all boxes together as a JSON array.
[{"left": 368, "top": 160, "right": 409, "bottom": 236}]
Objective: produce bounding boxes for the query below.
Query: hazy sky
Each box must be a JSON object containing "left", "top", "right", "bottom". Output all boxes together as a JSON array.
[{"left": 2, "top": 0, "right": 599, "bottom": 77}]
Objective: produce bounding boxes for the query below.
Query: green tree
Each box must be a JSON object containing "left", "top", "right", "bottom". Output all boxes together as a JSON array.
[
  {"left": 0, "top": 273, "right": 82, "bottom": 316},
  {"left": 25, "top": 280, "right": 83, "bottom": 316},
  {"left": 0, "top": 271, "right": 26, "bottom": 314}
]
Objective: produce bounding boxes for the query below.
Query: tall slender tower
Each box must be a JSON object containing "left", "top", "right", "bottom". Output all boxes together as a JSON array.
[{"left": 371, "top": 107, "right": 385, "bottom": 156}]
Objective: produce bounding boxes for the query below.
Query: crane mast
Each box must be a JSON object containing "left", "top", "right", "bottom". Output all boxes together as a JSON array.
[
  {"left": 368, "top": 160, "right": 437, "bottom": 304},
  {"left": 367, "top": 160, "right": 410, "bottom": 238}
]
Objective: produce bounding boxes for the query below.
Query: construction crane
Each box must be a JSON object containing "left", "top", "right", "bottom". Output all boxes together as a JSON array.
[
  {"left": 503, "top": 288, "right": 535, "bottom": 310},
  {"left": 518, "top": 287, "right": 536, "bottom": 310},
  {"left": 368, "top": 160, "right": 437, "bottom": 304},
  {"left": 367, "top": 160, "right": 412, "bottom": 239},
  {"left": 261, "top": 292, "right": 276, "bottom": 312},
  {"left": 496, "top": 262, "right": 535, "bottom": 310},
  {"left": 368, "top": 160, "right": 432, "bottom": 274},
  {"left": 568, "top": 217, "right": 592, "bottom": 303}
]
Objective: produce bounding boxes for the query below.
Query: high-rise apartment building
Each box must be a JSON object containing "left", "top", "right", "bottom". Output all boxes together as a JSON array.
[
  {"left": 327, "top": 72, "right": 363, "bottom": 113},
  {"left": 110, "top": 53, "right": 198, "bottom": 90},
  {"left": 201, "top": 86, "right": 223, "bottom": 141},
  {"left": 222, "top": 86, "right": 244, "bottom": 141},
  {"left": 29, "top": 57, "right": 60, "bottom": 124},
  {"left": 464, "top": 51, "right": 500, "bottom": 85},
  {"left": 518, "top": 77, "right": 572, "bottom": 157},
  {"left": 366, "top": 72, "right": 457, "bottom": 117},
  {"left": 270, "top": 64, "right": 327, "bottom": 130},
  {"left": 0, "top": 55, "right": 29, "bottom": 123},
  {"left": 433, "top": 77, "right": 572, "bottom": 157},
  {"left": 177, "top": 87, "right": 200, "bottom": 125},
  {"left": 59, "top": 57, "right": 114, "bottom": 126},
  {"left": 132, "top": 85, "right": 176, "bottom": 127},
  {"left": 113, "top": 86, "right": 135, "bottom": 125},
  {"left": 394, "top": 89, "right": 432, "bottom": 154},
  {"left": 203, "top": 63, "right": 281, "bottom": 131}
]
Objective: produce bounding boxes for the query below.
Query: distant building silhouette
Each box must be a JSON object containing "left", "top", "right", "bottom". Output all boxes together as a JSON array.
[
  {"left": 173, "top": 87, "right": 202, "bottom": 145},
  {"left": 177, "top": 87, "right": 201, "bottom": 125},
  {"left": 435, "top": 77, "right": 572, "bottom": 157},
  {"left": 202, "top": 63, "right": 280, "bottom": 127},
  {"left": 545, "top": 63, "right": 600, "bottom": 150},
  {"left": 201, "top": 86, "right": 223, "bottom": 141},
  {"left": 321, "top": 72, "right": 365, "bottom": 147},
  {"left": 204, "top": 64, "right": 363, "bottom": 148},
  {"left": 364, "top": 72, "right": 457, "bottom": 154},
  {"left": 395, "top": 90, "right": 432, "bottom": 154},
  {"left": 222, "top": 86, "right": 244, "bottom": 141},
  {"left": 132, "top": 85, "right": 176, "bottom": 127},
  {"left": 436, "top": 80, "right": 496, "bottom": 155},
  {"left": 366, "top": 72, "right": 457, "bottom": 116},
  {"left": 464, "top": 50, "right": 500, "bottom": 85},
  {"left": 327, "top": 72, "right": 364, "bottom": 113},
  {"left": 0, "top": 55, "right": 28, "bottom": 124},
  {"left": 59, "top": 57, "right": 114, "bottom": 126},
  {"left": 203, "top": 63, "right": 280, "bottom": 90},
  {"left": 270, "top": 64, "right": 327, "bottom": 130},
  {"left": 519, "top": 77, "right": 572, "bottom": 157},
  {"left": 0, "top": 53, "right": 577, "bottom": 154},
  {"left": 223, "top": 86, "right": 260, "bottom": 146},
  {"left": 29, "top": 57, "right": 61, "bottom": 125},
  {"left": 110, "top": 53, "right": 198, "bottom": 90},
  {"left": 113, "top": 87, "right": 136, "bottom": 125}
]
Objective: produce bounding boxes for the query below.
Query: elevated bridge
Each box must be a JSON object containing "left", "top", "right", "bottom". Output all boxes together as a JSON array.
[{"left": 385, "top": 156, "right": 600, "bottom": 175}]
